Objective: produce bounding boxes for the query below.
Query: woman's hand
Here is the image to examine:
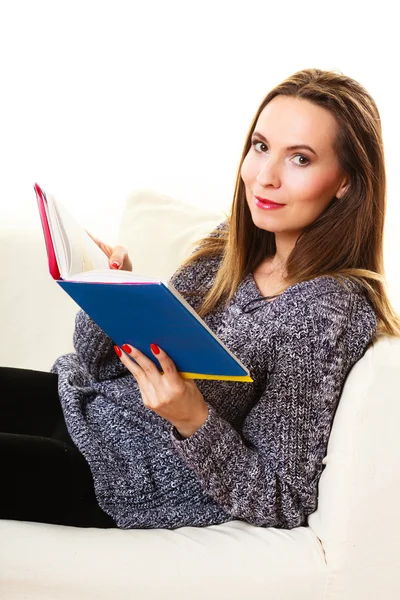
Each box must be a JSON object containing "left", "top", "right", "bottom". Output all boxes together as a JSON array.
[
  {"left": 85, "top": 230, "right": 133, "bottom": 272},
  {"left": 114, "top": 343, "right": 209, "bottom": 438}
]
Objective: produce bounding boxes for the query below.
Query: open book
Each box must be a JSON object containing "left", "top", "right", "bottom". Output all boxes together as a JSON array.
[{"left": 34, "top": 183, "right": 253, "bottom": 382}]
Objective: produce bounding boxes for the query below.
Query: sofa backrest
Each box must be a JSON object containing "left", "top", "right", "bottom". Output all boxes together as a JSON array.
[{"left": 117, "top": 189, "right": 227, "bottom": 280}]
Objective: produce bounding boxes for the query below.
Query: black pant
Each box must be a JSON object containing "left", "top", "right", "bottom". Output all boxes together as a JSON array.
[{"left": 0, "top": 366, "right": 117, "bottom": 528}]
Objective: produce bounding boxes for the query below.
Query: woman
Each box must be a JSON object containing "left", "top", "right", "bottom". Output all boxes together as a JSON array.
[{"left": 2, "top": 68, "right": 400, "bottom": 529}]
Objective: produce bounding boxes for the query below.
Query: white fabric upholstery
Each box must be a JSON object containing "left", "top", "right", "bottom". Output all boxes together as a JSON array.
[
  {"left": 0, "top": 520, "right": 326, "bottom": 599},
  {"left": 0, "top": 189, "right": 399, "bottom": 599},
  {"left": 118, "top": 188, "right": 229, "bottom": 281},
  {"left": 308, "top": 333, "right": 400, "bottom": 598}
]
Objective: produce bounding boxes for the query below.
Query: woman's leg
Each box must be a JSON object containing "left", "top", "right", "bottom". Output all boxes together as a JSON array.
[
  {"left": 0, "top": 431, "right": 116, "bottom": 527},
  {"left": 0, "top": 366, "right": 66, "bottom": 438},
  {"left": 0, "top": 367, "right": 116, "bottom": 528}
]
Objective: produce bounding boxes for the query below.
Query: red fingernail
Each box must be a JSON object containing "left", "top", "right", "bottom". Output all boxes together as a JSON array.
[
  {"left": 114, "top": 345, "right": 122, "bottom": 357},
  {"left": 121, "top": 344, "right": 132, "bottom": 353},
  {"left": 150, "top": 343, "right": 160, "bottom": 355},
  {"left": 111, "top": 261, "right": 121, "bottom": 269}
]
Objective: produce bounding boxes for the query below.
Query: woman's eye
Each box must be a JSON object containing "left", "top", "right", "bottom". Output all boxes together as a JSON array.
[
  {"left": 293, "top": 155, "right": 310, "bottom": 167},
  {"left": 251, "top": 140, "right": 267, "bottom": 152}
]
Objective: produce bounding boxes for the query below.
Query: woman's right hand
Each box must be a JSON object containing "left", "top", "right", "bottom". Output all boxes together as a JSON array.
[{"left": 85, "top": 230, "right": 133, "bottom": 272}]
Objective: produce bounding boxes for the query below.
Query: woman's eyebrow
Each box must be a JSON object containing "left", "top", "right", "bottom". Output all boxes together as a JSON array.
[{"left": 252, "top": 131, "right": 317, "bottom": 156}]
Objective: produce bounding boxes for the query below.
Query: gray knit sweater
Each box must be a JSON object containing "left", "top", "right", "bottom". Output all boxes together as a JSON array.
[{"left": 50, "top": 225, "right": 377, "bottom": 530}]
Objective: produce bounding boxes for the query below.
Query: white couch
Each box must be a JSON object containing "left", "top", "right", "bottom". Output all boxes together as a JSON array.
[{"left": 1, "top": 190, "right": 400, "bottom": 600}]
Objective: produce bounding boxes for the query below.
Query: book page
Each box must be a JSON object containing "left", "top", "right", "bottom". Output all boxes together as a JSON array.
[
  {"left": 69, "top": 269, "right": 163, "bottom": 283},
  {"left": 46, "top": 192, "right": 109, "bottom": 279}
]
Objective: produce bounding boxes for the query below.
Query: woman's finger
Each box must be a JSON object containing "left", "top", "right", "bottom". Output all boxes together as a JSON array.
[
  {"left": 85, "top": 230, "right": 132, "bottom": 271},
  {"left": 109, "top": 245, "right": 133, "bottom": 271},
  {"left": 150, "top": 344, "right": 181, "bottom": 379},
  {"left": 85, "top": 229, "right": 105, "bottom": 248},
  {"left": 117, "top": 344, "right": 163, "bottom": 385},
  {"left": 85, "top": 230, "right": 113, "bottom": 256},
  {"left": 114, "top": 345, "right": 142, "bottom": 379},
  {"left": 149, "top": 344, "right": 184, "bottom": 387}
]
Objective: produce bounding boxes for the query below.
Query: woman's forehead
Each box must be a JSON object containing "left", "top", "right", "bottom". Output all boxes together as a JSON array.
[{"left": 255, "top": 95, "right": 339, "bottom": 152}]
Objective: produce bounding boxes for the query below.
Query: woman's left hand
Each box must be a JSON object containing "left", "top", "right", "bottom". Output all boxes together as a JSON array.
[{"left": 114, "top": 343, "right": 209, "bottom": 438}]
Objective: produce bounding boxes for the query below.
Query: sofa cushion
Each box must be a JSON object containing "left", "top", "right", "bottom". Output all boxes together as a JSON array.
[{"left": 0, "top": 518, "right": 326, "bottom": 600}]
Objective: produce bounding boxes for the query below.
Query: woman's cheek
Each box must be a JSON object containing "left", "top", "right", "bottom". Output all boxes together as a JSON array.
[
  {"left": 240, "top": 155, "right": 252, "bottom": 184},
  {"left": 287, "top": 168, "right": 323, "bottom": 202}
]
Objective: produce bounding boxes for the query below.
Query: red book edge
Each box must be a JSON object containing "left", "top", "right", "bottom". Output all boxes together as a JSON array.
[{"left": 34, "top": 183, "right": 61, "bottom": 280}]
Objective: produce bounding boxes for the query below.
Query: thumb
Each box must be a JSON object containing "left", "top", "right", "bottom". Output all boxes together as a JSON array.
[{"left": 109, "top": 245, "right": 127, "bottom": 269}]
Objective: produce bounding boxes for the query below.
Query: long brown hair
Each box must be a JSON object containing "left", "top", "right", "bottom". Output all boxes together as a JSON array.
[{"left": 175, "top": 68, "right": 400, "bottom": 338}]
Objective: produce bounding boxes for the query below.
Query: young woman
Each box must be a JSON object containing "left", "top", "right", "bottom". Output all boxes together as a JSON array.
[{"left": 2, "top": 68, "right": 400, "bottom": 529}]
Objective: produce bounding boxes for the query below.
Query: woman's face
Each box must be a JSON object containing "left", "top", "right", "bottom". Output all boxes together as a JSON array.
[{"left": 240, "top": 95, "right": 348, "bottom": 241}]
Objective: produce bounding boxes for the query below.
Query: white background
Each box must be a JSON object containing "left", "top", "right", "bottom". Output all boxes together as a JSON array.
[{"left": 0, "top": 0, "right": 398, "bottom": 306}]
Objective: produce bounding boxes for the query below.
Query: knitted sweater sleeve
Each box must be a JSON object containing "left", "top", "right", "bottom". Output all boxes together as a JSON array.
[
  {"left": 169, "top": 290, "right": 377, "bottom": 528},
  {"left": 51, "top": 309, "right": 130, "bottom": 381}
]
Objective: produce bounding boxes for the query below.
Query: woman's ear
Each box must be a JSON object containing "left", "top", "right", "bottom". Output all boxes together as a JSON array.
[{"left": 336, "top": 178, "right": 350, "bottom": 199}]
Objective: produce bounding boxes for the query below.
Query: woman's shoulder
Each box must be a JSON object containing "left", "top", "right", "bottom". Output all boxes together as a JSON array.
[
  {"left": 303, "top": 275, "right": 375, "bottom": 317},
  {"left": 275, "top": 275, "right": 373, "bottom": 313},
  {"left": 273, "top": 275, "right": 377, "bottom": 351}
]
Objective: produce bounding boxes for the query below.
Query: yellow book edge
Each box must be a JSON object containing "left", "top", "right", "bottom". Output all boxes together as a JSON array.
[{"left": 177, "top": 372, "right": 254, "bottom": 382}]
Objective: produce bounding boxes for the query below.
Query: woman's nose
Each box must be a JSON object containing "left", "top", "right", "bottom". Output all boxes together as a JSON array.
[{"left": 256, "top": 158, "right": 281, "bottom": 188}]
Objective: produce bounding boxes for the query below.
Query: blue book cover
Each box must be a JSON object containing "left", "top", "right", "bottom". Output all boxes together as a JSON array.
[
  {"left": 34, "top": 182, "right": 253, "bottom": 382},
  {"left": 57, "top": 279, "right": 253, "bottom": 382}
]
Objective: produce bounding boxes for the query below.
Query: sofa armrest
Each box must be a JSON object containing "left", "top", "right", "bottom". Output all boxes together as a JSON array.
[{"left": 0, "top": 228, "right": 77, "bottom": 372}]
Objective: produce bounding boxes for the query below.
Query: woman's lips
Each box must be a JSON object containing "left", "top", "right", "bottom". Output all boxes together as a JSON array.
[{"left": 254, "top": 195, "right": 285, "bottom": 210}]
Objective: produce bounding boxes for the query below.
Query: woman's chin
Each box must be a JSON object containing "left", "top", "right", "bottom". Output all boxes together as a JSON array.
[{"left": 249, "top": 212, "right": 280, "bottom": 232}]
